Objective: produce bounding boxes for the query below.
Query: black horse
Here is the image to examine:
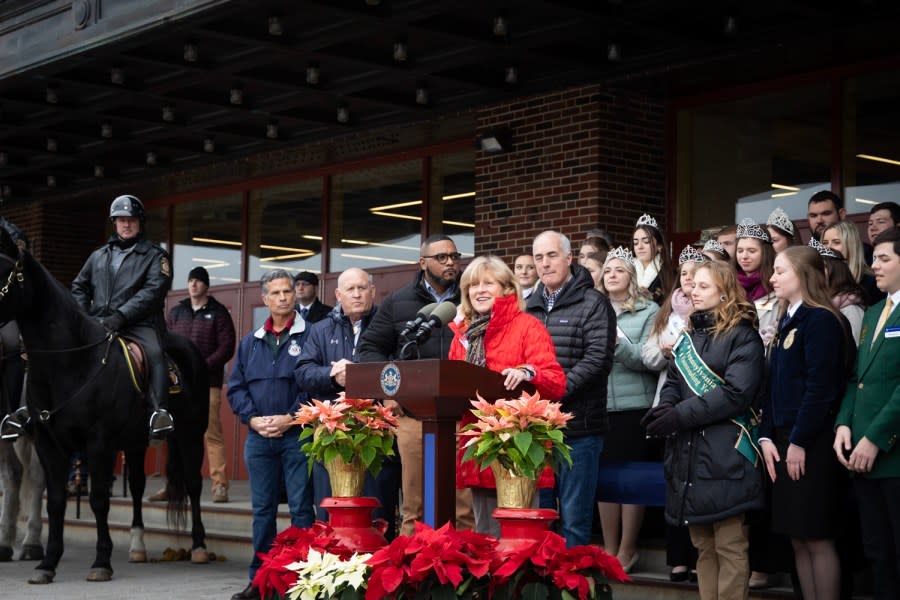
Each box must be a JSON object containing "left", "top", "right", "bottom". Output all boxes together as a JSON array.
[{"left": 0, "top": 223, "right": 209, "bottom": 583}]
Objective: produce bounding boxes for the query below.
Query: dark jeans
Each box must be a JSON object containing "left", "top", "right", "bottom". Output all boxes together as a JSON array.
[
  {"left": 244, "top": 428, "right": 314, "bottom": 581},
  {"left": 539, "top": 434, "right": 604, "bottom": 547},
  {"left": 853, "top": 477, "right": 900, "bottom": 600}
]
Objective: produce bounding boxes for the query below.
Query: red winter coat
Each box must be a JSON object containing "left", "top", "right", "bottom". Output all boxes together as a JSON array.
[{"left": 448, "top": 293, "right": 566, "bottom": 489}]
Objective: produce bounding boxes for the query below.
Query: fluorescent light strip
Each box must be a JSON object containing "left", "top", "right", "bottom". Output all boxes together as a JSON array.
[
  {"left": 443, "top": 219, "right": 475, "bottom": 228},
  {"left": 341, "top": 239, "right": 421, "bottom": 251},
  {"left": 340, "top": 253, "right": 417, "bottom": 265},
  {"left": 442, "top": 191, "right": 476, "bottom": 200},
  {"left": 369, "top": 200, "right": 423, "bottom": 212},
  {"left": 192, "top": 236, "right": 242, "bottom": 247},
  {"left": 212, "top": 277, "right": 241, "bottom": 283},
  {"left": 371, "top": 210, "right": 422, "bottom": 222},
  {"left": 771, "top": 191, "right": 798, "bottom": 198},
  {"left": 302, "top": 235, "right": 323, "bottom": 241},
  {"left": 259, "top": 252, "right": 315, "bottom": 262},
  {"left": 854, "top": 198, "right": 879, "bottom": 205},
  {"left": 261, "top": 244, "right": 313, "bottom": 253},
  {"left": 771, "top": 183, "right": 801, "bottom": 191},
  {"left": 857, "top": 153, "right": 900, "bottom": 167}
]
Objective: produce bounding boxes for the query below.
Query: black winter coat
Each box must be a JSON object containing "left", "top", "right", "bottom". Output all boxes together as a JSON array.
[
  {"left": 659, "top": 311, "right": 765, "bottom": 527},
  {"left": 167, "top": 296, "right": 236, "bottom": 387},
  {"left": 71, "top": 235, "right": 171, "bottom": 331},
  {"left": 296, "top": 304, "right": 378, "bottom": 400},
  {"left": 358, "top": 270, "right": 459, "bottom": 363},
  {"left": 526, "top": 264, "right": 616, "bottom": 437}
]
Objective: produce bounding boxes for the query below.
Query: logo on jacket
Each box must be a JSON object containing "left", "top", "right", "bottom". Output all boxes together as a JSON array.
[
  {"left": 782, "top": 328, "right": 797, "bottom": 350},
  {"left": 288, "top": 340, "right": 301, "bottom": 356},
  {"left": 380, "top": 363, "right": 401, "bottom": 397}
]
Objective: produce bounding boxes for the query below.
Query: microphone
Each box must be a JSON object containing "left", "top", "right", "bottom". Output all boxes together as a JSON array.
[
  {"left": 399, "top": 302, "right": 438, "bottom": 339},
  {"left": 414, "top": 301, "right": 457, "bottom": 343}
]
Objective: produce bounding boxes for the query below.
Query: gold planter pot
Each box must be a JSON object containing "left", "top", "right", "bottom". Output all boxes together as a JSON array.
[
  {"left": 325, "top": 456, "right": 366, "bottom": 497},
  {"left": 491, "top": 462, "right": 537, "bottom": 508}
]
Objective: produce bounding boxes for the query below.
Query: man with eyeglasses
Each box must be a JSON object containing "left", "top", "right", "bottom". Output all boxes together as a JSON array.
[{"left": 359, "top": 234, "right": 475, "bottom": 535}]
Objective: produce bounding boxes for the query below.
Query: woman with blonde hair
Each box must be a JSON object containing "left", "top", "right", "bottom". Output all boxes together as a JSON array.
[
  {"left": 449, "top": 255, "right": 566, "bottom": 536},
  {"left": 821, "top": 221, "right": 882, "bottom": 304},
  {"left": 759, "top": 246, "right": 855, "bottom": 600},
  {"left": 595, "top": 247, "right": 661, "bottom": 573},
  {"left": 643, "top": 260, "right": 765, "bottom": 600}
]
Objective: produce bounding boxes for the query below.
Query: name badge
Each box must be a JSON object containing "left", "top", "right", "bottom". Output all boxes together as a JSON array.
[{"left": 885, "top": 326, "right": 900, "bottom": 339}]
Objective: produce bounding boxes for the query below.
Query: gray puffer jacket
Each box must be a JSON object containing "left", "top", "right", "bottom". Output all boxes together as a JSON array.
[
  {"left": 659, "top": 311, "right": 765, "bottom": 527},
  {"left": 608, "top": 299, "right": 661, "bottom": 413},
  {"left": 526, "top": 264, "right": 616, "bottom": 437}
]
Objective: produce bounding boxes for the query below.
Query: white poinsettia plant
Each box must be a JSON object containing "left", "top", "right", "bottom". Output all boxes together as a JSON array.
[{"left": 285, "top": 549, "right": 371, "bottom": 600}]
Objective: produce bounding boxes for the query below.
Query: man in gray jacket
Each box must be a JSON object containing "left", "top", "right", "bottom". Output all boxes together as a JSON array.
[{"left": 527, "top": 230, "right": 616, "bottom": 547}]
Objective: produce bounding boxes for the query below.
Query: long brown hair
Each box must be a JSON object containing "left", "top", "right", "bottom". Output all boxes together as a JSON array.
[
  {"left": 693, "top": 261, "right": 759, "bottom": 336},
  {"left": 778, "top": 246, "right": 852, "bottom": 347},
  {"left": 633, "top": 224, "right": 675, "bottom": 299}
]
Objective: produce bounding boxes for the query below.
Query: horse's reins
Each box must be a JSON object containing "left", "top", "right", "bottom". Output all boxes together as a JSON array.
[{"left": 0, "top": 245, "right": 120, "bottom": 424}]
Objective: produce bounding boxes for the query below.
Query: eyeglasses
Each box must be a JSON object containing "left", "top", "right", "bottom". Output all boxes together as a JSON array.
[{"left": 421, "top": 252, "right": 462, "bottom": 264}]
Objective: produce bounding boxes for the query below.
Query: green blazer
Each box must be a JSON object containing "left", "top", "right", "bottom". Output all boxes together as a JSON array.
[{"left": 836, "top": 297, "right": 900, "bottom": 478}]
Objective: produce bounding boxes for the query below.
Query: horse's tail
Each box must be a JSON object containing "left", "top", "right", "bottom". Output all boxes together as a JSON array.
[{"left": 161, "top": 333, "right": 210, "bottom": 532}]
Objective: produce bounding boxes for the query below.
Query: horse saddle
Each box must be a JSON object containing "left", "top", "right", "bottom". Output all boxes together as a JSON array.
[{"left": 118, "top": 338, "right": 182, "bottom": 396}]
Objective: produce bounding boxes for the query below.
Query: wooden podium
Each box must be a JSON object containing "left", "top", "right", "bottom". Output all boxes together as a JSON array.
[{"left": 345, "top": 359, "right": 532, "bottom": 528}]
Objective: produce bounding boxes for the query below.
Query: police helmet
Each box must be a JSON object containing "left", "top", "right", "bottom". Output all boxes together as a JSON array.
[{"left": 109, "top": 195, "right": 145, "bottom": 222}]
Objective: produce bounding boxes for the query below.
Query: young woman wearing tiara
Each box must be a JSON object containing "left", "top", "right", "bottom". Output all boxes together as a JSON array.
[
  {"left": 734, "top": 218, "right": 779, "bottom": 345},
  {"left": 632, "top": 214, "right": 675, "bottom": 305},
  {"left": 810, "top": 238, "right": 867, "bottom": 345},
  {"left": 766, "top": 207, "right": 801, "bottom": 253}
]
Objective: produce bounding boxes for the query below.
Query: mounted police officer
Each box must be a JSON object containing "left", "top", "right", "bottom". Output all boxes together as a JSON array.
[{"left": 71, "top": 195, "right": 174, "bottom": 438}]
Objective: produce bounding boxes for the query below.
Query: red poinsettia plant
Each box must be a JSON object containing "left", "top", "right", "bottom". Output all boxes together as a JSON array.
[
  {"left": 251, "top": 522, "right": 355, "bottom": 599},
  {"left": 365, "top": 522, "right": 496, "bottom": 600},
  {"left": 490, "top": 531, "right": 629, "bottom": 600}
]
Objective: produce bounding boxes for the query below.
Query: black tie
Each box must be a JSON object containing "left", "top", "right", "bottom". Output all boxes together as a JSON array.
[{"left": 300, "top": 307, "right": 309, "bottom": 320}]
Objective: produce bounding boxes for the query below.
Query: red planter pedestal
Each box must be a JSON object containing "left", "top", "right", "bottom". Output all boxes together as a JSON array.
[
  {"left": 321, "top": 497, "right": 388, "bottom": 553},
  {"left": 493, "top": 508, "right": 559, "bottom": 552}
]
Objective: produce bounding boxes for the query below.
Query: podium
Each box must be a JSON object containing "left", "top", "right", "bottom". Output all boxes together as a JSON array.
[{"left": 345, "top": 359, "right": 532, "bottom": 528}]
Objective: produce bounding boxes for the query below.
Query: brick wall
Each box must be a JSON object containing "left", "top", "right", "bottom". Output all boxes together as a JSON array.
[{"left": 474, "top": 84, "right": 665, "bottom": 260}]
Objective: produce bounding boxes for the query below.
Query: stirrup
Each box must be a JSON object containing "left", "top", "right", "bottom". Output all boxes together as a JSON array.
[
  {"left": 0, "top": 413, "right": 23, "bottom": 441},
  {"left": 149, "top": 409, "right": 174, "bottom": 438}
]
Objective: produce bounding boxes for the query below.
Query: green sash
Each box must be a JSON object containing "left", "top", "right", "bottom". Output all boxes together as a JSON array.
[{"left": 672, "top": 331, "right": 761, "bottom": 467}]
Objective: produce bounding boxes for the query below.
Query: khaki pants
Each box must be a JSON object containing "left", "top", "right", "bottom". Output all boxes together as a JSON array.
[
  {"left": 396, "top": 415, "right": 474, "bottom": 535},
  {"left": 206, "top": 386, "right": 228, "bottom": 490},
  {"left": 689, "top": 514, "right": 750, "bottom": 600}
]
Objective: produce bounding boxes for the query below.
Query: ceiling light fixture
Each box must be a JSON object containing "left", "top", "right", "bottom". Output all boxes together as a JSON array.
[
  {"left": 100, "top": 122, "right": 113, "bottom": 138},
  {"left": 723, "top": 15, "right": 737, "bottom": 35},
  {"left": 268, "top": 16, "right": 283, "bottom": 36},
  {"left": 337, "top": 104, "right": 350, "bottom": 124},
  {"left": 607, "top": 42, "right": 621, "bottom": 61},
  {"left": 266, "top": 122, "right": 279, "bottom": 139},
  {"left": 183, "top": 42, "right": 198, "bottom": 63},
  {"left": 203, "top": 138, "right": 216, "bottom": 153},
  {"left": 305, "top": 63, "right": 320, "bottom": 85},
  {"left": 492, "top": 15, "right": 508, "bottom": 37},
  {"left": 191, "top": 236, "right": 242, "bottom": 247},
  {"left": 146, "top": 151, "right": 157, "bottom": 166},
  {"left": 110, "top": 67, "right": 125, "bottom": 85},
  {"left": 229, "top": 86, "right": 243, "bottom": 105},
  {"left": 46, "top": 85, "right": 59, "bottom": 104},
  {"left": 162, "top": 105, "right": 175, "bottom": 122},
  {"left": 47, "top": 175, "right": 56, "bottom": 188},
  {"left": 415, "top": 85, "right": 429, "bottom": 105},
  {"left": 93, "top": 165, "right": 104, "bottom": 178},
  {"left": 46, "top": 138, "right": 58, "bottom": 152},
  {"left": 504, "top": 66, "right": 518, "bottom": 85},
  {"left": 393, "top": 40, "right": 408, "bottom": 63},
  {"left": 854, "top": 197, "right": 879, "bottom": 205}
]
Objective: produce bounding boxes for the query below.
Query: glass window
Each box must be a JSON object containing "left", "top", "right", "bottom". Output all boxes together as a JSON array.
[
  {"left": 329, "top": 161, "right": 423, "bottom": 272},
  {"left": 429, "top": 151, "right": 475, "bottom": 258},
  {"left": 172, "top": 194, "right": 243, "bottom": 289},
  {"left": 676, "top": 84, "right": 831, "bottom": 230},
  {"left": 842, "top": 70, "right": 900, "bottom": 218},
  {"left": 248, "top": 180, "right": 323, "bottom": 282}
]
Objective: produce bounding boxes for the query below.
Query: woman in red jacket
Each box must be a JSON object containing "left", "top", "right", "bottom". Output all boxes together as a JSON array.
[{"left": 449, "top": 255, "right": 566, "bottom": 536}]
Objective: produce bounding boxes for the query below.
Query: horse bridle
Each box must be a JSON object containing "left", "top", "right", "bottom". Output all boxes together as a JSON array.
[{"left": 0, "top": 248, "right": 24, "bottom": 302}]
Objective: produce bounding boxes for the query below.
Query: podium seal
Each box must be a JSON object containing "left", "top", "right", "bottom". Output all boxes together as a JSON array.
[{"left": 380, "top": 362, "right": 401, "bottom": 397}]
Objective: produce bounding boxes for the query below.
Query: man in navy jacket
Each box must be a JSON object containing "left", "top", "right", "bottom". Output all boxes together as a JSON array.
[
  {"left": 295, "top": 268, "right": 400, "bottom": 537},
  {"left": 227, "top": 269, "right": 313, "bottom": 600}
]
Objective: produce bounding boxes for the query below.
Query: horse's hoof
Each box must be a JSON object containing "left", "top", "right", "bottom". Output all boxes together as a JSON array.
[
  {"left": 28, "top": 569, "right": 55, "bottom": 584},
  {"left": 86, "top": 567, "right": 113, "bottom": 582},
  {"left": 190, "top": 547, "right": 209, "bottom": 564},
  {"left": 0, "top": 545, "right": 12, "bottom": 562},
  {"left": 128, "top": 550, "right": 147, "bottom": 563},
  {"left": 20, "top": 544, "right": 44, "bottom": 561}
]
